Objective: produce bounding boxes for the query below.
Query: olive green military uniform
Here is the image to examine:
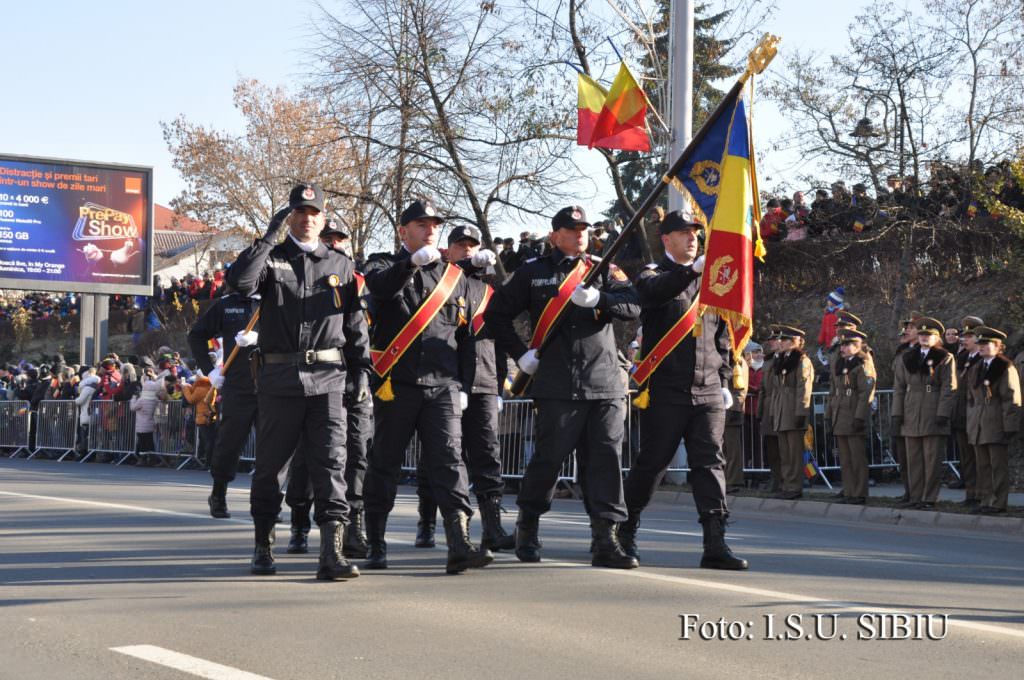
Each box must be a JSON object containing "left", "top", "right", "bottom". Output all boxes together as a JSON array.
[{"left": 826, "top": 345, "right": 876, "bottom": 500}]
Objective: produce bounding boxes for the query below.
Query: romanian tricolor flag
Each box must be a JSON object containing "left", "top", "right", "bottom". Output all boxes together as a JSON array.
[
  {"left": 697, "top": 89, "right": 763, "bottom": 354},
  {"left": 576, "top": 63, "right": 650, "bottom": 152},
  {"left": 803, "top": 450, "right": 818, "bottom": 480}
]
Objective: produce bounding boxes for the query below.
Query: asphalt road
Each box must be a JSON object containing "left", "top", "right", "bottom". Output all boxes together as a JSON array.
[{"left": 1, "top": 458, "right": 1023, "bottom": 680}]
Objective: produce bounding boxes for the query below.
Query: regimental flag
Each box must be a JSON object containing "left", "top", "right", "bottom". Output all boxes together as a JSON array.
[
  {"left": 697, "top": 90, "right": 763, "bottom": 355},
  {"left": 577, "top": 63, "right": 650, "bottom": 152}
]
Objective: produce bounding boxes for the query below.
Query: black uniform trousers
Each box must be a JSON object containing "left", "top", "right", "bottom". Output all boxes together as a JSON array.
[
  {"left": 417, "top": 392, "right": 504, "bottom": 502},
  {"left": 363, "top": 382, "right": 472, "bottom": 517},
  {"left": 626, "top": 399, "right": 728, "bottom": 517},
  {"left": 286, "top": 393, "right": 373, "bottom": 511},
  {"left": 250, "top": 391, "right": 348, "bottom": 526},
  {"left": 518, "top": 398, "right": 627, "bottom": 522},
  {"left": 209, "top": 390, "right": 258, "bottom": 484}
]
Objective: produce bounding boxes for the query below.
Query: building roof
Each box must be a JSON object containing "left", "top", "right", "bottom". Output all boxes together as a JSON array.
[
  {"left": 154, "top": 204, "right": 212, "bottom": 233},
  {"left": 154, "top": 230, "right": 206, "bottom": 258}
]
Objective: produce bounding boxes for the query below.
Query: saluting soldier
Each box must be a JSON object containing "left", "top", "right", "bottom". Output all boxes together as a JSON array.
[
  {"left": 766, "top": 325, "right": 814, "bottom": 500},
  {"left": 226, "top": 183, "right": 371, "bottom": 581},
  {"left": 485, "top": 205, "right": 641, "bottom": 569},
  {"left": 361, "top": 199, "right": 492, "bottom": 575},
  {"left": 757, "top": 327, "right": 783, "bottom": 491},
  {"left": 890, "top": 313, "right": 921, "bottom": 502},
  {"left": 825, "top": 329, "right": 876, "bottom": 504},
  {"left": 618, "top": 210, "right": 747, "bottom": 570},
  {"left": 965, "top": 327, "right": 1022, "bottom": 515},
  {"left": 952, "top": 316, "right": 983, "bottom": 506},
  {"left": 891, "top": 316, "right": 956, "bottom": 510},
  {"left": 283, "top": 221, "right": 374, "bottom": 558},
  {"left": 186, "top": 276, "right": 260, "bottom": 519},
  {"left": 413, "top": 225, "right": 514, "bottom": 552}
]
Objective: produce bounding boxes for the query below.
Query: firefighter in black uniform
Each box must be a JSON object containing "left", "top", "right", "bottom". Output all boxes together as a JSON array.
[
  {"left": 361, "top": 199, "right": 493, "bottom": 575},
  {"left": 187, "top": 277, "right": 260, "bottom": 519},
  {"left": 284, "top": 221, "right": 374, "bottom": 558},
  {"left": 485, "top": 205, "right": 640, "bottom": 569},
  {"left": 226, "top": 183, "right": 371, "bottom": 581},
  {"left": 413, "top": 225, "right": 514, "bottom": 552},
  {"left": 618, "top": 210, "right": 747, "bottom": 570}
]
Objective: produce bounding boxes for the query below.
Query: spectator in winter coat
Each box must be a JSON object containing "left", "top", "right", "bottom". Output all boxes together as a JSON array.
[
  {"left": 74, "top": 371, "right": 100, "bottom": 455},
  {"left": 183, "top": 375, "right": 216, "bottom": 465},
  {"left": 759, "top": 199, "right": 786, "bottom": 241},
  {"left": 130, "top": 378, "right": 163, "bottom": 463}
]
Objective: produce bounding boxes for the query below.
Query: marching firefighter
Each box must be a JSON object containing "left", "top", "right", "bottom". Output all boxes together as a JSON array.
[{"left": 226, "top": 182, "right": 371, "bottom": 581}]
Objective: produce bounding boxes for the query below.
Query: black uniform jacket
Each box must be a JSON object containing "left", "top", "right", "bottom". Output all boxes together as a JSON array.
[
  {"left": 485, "top": 249, "right": 640, "bottom": 400},
  {"left": 226, "top": 235, "right": 371, "bottom": 397},
  {"left": 363, "top": 248, "right": 474, "bottom": 391},
  {"left": 635, "top": 256, "right": 731, "bottom": 405},
  {"left": 456, "top": 259, "right": 501, "bottom": 395},
  {"left": 187, "top": 292, "right": 260, "bottom": 394}
]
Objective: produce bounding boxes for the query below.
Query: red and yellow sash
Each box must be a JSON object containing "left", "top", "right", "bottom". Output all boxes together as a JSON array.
[
  {"left": 471, "top": 284, "right": 494, "bottom": 335},
  {"left": 529, "top": 259, "right": 590, "bottom": 349},
  {"left": 353, "top": 271, "right": 366, "bottom": 296},
  {"left": 371, "top": 262, "right": 462, "bottom": 378},
  {"left": 631, "top": 297, "right": 701, "bottom": 409}
]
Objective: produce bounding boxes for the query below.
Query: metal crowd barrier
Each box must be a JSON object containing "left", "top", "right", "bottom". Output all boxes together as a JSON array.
[
  {"left": 153, "top": 400, "right": 195, "bottom": 469},
  {"left": 1, "top": 400, "right": 31, "bottom": 458},
  {"left": 83, "top": 400, "right": 136, "bottom": 463},
  {"left": 31, "top": 400, "right": 78, "bottom": 461}
]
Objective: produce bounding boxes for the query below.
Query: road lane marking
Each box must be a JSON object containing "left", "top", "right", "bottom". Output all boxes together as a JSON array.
[
  {"left": 111, "top": 645, "right": 278, "bottom": 680},
  {"left": 534, "top": 557, "right": 1024, "bottom": 641},
  {"left": 0, "top": 490, "right": 250, "bottom": 525}
]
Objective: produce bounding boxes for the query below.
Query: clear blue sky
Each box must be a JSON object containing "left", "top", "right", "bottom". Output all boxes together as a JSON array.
[{"left": 0, "top": 1, "right": 921, "bottom": 238}]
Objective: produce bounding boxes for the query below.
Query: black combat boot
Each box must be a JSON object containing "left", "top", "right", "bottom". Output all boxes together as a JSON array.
[
  {"left": 287, "top": 503, "right": 311, "bottom": 554},
  {"left": 514, "top": 510, "right": 542, "bottom": 563},
  {"left": 364, "top": 512, "right": 388, "bottom": 570},
  {"left": 251, "top": 518, "right": 276, "bottom": 575},
  {"left": 699, "top": 514, "right": 749, "bottom": 570},
  {"left": 316, "top": 521, "right": 360, "bottom": 581},
  {"left": 415, "top": 497, "right": 437, "bottom": 548},
  {"left": 591, "top": 518, "right": 639, "bottom": 569},
  {"left": 477, "top": 494, "right": 515, "bottom": 552},
  {"left": 616, "top": 511, "right": 641, "bottom": 561},
  {"left": 443, "top": 511, "right": 494, "bottom": 574},
  {"left": 208, "top": 480, "right": 230, "bottom": 519},
  {"left": 343, "top": 506, "right": 369, "bottom": 559}
]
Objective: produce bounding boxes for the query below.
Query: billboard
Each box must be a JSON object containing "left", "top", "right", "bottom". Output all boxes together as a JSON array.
[{"left": 0, "top": 153, "right": 153, "bottom": 295}]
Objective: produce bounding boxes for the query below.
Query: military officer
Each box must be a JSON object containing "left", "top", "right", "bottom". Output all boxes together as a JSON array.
[
  {"left": 952, "top": 316, "right": 984, "bottom": 506},
  {"left": 823, "top": 310, "right": 862, "bottom": 371},
  {"left": 757, "top": 327, "right": 783, "bottom": 491},
  {"left": 890, "top": 313, "right": 921, "bottom": 502},
  {"left": 226, "top": 182, "right": 371, "bottom": 581},
  {"left": 413, "top": 225, "right": 514, "bottom": 552},
  {"left": 485, "top": 205, "right": 641, "bottom": 569},
  {"left": 825, "top": 329, "right": 876, "bottom": 504},
  {"left": 766, "top": 325, "right": 814, "bottom": 500},
  {"left": 283, "top": 221, "right": 374, "bottom": 558},
  {"left": 361, "top": 199, "right": 492, "bottom": 575},
  {"left": 618, "top": 210, "right": 747, "bottom": 570},
  {"left": 965, "top": 327, "right": 1021, "bottom": 514},
  {"left": 186, "top": 277, "right": 260, "bottom": 519},
  {"left": 891, "top": 316, "right": 956, "bottom": 510}
]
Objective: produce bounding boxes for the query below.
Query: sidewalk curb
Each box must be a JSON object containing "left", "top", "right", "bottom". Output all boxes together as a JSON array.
[{"left": 663, "top": 491, "right": 1024, "bottom": 537}]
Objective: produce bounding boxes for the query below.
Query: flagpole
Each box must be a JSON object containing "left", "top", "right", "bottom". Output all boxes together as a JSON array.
[
  {"left": 667, "top": 0, "right": 695, "bottom": 213},
  {"left": 508, "top": 34, "right": 780, "bottom": 397}
]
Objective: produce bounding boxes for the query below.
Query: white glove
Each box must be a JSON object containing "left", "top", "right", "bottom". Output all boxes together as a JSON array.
[
  {"left": 234, "top": 330, "right": 259, "bottom": 347},
  {"left": 496, "top": 396, "right": 504, "bottom": 412},
  {"left": 570, "top": 284, "right": 600, "bottom": 308},
  {"left": 208, "top": 367, "right": 225, "bottom": 390},
  {"left": 471, "top": 249, "right": 497, "bottom": 268},
  {"left": 411, "top": 245, "right": 441, "bottom": 267},
  {"left": 692, "top": 255, "right": 706, "bottom": 273},
  {"left": 721, "top": 387, "right": 734, "bottom": 410},
  {"left": 517, "top": 349, "right": 540, "bottom": 375},
  {"left": 459, "top": 391, "right": 469, "bottom": 411}
]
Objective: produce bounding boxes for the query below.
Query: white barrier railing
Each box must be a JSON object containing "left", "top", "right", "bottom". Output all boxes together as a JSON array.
[{"left": 31, "top": 400, "right": 78, "bottom": 460}]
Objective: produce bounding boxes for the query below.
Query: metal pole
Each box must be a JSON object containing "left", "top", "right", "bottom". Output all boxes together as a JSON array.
[
  {"left": 667, "top": 0, "right": 695, "bottom": 213},
  {"left": 79, "top": 295, "right": 95, "bottom": 365},
  {"left": 93, "top": 294, "right": 109, "bottom": 360}
]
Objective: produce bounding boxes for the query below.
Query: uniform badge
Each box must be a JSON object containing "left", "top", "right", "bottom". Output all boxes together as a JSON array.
[
  {"left": 302, "top": 186, "right": 315, "bottom": 200},
  {"left": 571, "top": 209, "right": 582, "bottom": 220},
  {"left": 457, "top": 296, "right": 466, "bottom": 307},
  {"left": 425, "top": 203, "right": 436, "bottom": 217},
  {"left": 327, "top": 273, "right": 343, "bottom": 308},
  {"left": 609, "top": 263, "right": 628, "bottom": 282},
  {"left": 327, "top": 274, "right": 341, "bottom": 288},
  {"left": 842, "top": 369, "right": 848, "bottom": 375}
]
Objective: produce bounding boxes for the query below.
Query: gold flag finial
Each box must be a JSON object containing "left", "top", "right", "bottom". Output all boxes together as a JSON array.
[{"left": 742, "top": 33, "right": 781, "bottom": 83}]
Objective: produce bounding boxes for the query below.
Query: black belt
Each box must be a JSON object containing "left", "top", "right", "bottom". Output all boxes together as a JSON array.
[{"left": 262, "top": 348, "right": 344, "bottom": 365}]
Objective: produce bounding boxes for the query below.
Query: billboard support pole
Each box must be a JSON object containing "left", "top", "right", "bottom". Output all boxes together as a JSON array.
[
  {"left": 93, "top": 295, "right": 109, "bottom": 360},
  {"left": 80, "top": 295, "right": 95, "bottom": 365}
]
